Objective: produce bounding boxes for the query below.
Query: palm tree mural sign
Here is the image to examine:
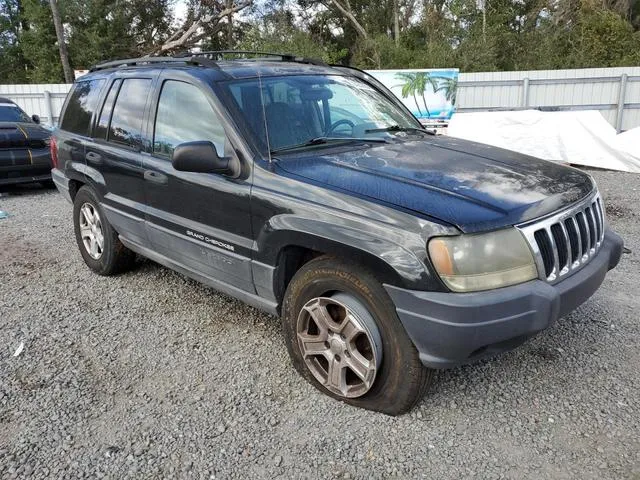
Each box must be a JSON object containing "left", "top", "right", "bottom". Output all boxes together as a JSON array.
[{"left": 368, "top": 69, "right": 459, "bottom": 121}]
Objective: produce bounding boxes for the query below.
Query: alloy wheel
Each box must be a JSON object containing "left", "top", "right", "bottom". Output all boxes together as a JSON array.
[
  {"left": 79, "top": 202, "right": 104, "bottom": 260},
  {"left": 296, "top": 294, "right": 382, "bottom": 398}
]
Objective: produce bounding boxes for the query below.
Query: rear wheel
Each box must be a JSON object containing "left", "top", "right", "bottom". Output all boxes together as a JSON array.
[
  {"left": 282, "top": 256, "right": 433, "bottom": 415},
  {"left": 73, "top": 186, "right": 135, "bottom": 275}
]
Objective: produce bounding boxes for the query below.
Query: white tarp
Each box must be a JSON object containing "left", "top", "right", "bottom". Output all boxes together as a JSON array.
[{"left": 447, "top": 110, "right": 640, "bottom": 173}]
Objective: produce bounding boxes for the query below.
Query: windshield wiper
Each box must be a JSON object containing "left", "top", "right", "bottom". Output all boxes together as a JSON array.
[
  {"left": 364, "top": 125, "right": 436, "bottom": 135},
  {"left": 270, "top": 136, "right": 389, "bottom": 154}
]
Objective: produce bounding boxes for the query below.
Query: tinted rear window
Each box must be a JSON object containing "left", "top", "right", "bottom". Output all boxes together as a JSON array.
[
  {"left": 60, "top": 79, "right": 105, "bottom": 135},
  {"left": 108, "top": 78, "right": 151, "bottom": 148}
]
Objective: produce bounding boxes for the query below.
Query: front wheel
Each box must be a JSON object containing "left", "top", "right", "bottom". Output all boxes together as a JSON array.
[{"left": 282, "top": 256, "right": 433, "bottom": 415}]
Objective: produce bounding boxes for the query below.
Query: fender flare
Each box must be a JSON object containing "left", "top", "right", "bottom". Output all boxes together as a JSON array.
[{"left": 253, "top": 215, "right": 445, "bottom": 304}]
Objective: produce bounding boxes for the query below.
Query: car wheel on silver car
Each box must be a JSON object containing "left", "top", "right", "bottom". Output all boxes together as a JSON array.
[
  {"left": 283, "top": 255, "right": 433, "bottom": 415},
  {"left": 73, "top": 186, "right": 136, "bottom": 276}
]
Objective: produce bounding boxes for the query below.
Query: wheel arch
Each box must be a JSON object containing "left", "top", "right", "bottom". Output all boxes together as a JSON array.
[
  {"left": 255, "top": 216, "right": 440, "bottom": 312},
  {"left": 68, "top": 178, "right": 84, "bottom": 200},
  {"left": 270, "top": 237, "right": 408, "bottom": 308}
]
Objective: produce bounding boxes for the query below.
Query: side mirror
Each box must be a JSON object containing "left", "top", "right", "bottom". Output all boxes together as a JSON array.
[
  {"left": 171, "top": 141, "right": 233, "bottom": 175},
  {"left": 31, "top": 114, "right": 40, "bottom": 124}
]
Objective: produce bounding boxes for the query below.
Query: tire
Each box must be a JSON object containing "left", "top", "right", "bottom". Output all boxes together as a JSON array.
[
  {"left": 73, "top": 186, "right": 135, "bottom": 275},
  {"left": 282, "top": 255, "right": 433, "bottom": 415}
]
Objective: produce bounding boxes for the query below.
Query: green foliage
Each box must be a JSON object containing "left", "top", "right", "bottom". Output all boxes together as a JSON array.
[
  {"left": 568, "top": 7, "right": 640, "bottom": 67},
  {"left": 237, "top": 13, "right": 348, "bottom": 64},
  {"left": 1, "top": 0, "right": 639, "bottom": 84},
  {"left": 19, "top": 0, "right": 64, "bottom": 82},
  {"left": 66, "top": 0, "right": 172, "bottom": 69},
  {"left": 0, "top": 0, "right": 28, "bottom": 82},
  {"left": 0, "top": 0, "right": 172, "bottom": 83}
]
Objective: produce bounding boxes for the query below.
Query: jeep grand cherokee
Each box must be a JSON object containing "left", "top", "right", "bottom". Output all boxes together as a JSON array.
[{"left": 51, "top": 52, "right": 624, "bottom": 415}]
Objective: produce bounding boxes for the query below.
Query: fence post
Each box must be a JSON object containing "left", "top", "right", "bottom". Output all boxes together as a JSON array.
[
  {"left": 521, "top": 77, "right": 530, "bottom": 107},
  {"left": 43, "top": 90, "right": 55, "bottom": 127},
  {"left": 615, "top": 74, "right": 628, "bottom": 133},
  {"left": 43, "top": 90, "right": 54, "bottom": 126}
]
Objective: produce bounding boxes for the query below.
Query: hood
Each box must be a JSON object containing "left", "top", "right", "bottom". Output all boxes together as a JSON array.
[
  {"left": 0, "top": 121, "right": 51, "bottom": 149},
  {"left": 274, "top": 136, "right": 595, "bottom": 233}
]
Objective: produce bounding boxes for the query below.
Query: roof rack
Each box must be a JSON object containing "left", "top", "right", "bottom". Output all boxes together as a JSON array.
[
  {"left": 89, "top": 55, "right": 219, "bottom": 72},
  {"left": 89, "top": 50, "right": 328, "bottom": 74},
  {"left": 179, "top": 50, "right": 327, "bottom": 66}
]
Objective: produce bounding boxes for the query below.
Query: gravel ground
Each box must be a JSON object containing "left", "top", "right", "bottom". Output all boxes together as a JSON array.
[{"left": 1, "top": 170, "right": 639, "bottom": 480}]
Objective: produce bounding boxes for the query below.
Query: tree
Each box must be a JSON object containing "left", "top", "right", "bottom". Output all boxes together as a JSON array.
[
  {"left": 326, "top": 0, "right": 369, "bottom": 38},
  {"left": 238, "top": 5, "right": 348, "bottom": 62},
  {"left": 0, "top": 0, "right": 28, "bottom": 83},
  {"left": 150, "top": 1, "right": 252, "bottom": 55},
  {"left": 49, "top": 0, "right": 73, "bottom": 82},
  {"left": 4, "top": 0, "right": 640, "bottom": 84},
  {"left": 66, "top": 0, "right": 173, "bottom": 68},
  {"left": 19, "top": 0, "right": 64, "bottom": 82}
]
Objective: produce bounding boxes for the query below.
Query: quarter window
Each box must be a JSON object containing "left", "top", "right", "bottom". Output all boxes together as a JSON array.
[
  {"left": 108, "top": 78, "right": 151, "bottom": 148},
  {"left": 154, "top": 81, "right": 226, "bottom": 157},
  {"left": 94, "top": 79, "right": 121, "bottom": 140},
  {"left": 60, "top": 79, "right": 105, "bottom": 136}
]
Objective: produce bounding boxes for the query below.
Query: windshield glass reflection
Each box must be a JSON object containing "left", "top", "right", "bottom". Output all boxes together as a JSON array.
[{"left": 223, "top": 74, "right": 421, "bottom": 152}]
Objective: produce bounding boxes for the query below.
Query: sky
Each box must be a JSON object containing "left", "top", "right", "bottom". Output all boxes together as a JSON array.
[{"left": 172, "top": 0, "right": 188, "bottom": 24}]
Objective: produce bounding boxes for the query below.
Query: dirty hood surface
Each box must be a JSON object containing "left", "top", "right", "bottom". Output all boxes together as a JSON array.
[{"left": 274, "top": 136, "right": 595, "bottom": 233}]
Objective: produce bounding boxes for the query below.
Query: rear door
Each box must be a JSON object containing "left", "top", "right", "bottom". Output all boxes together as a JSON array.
[
  {"left": 56, "top": 78, "right": 106, "bottom": 182},
  {"left": 141, "top": 72, "right": 255, "bottom": 293},
  {"left": 84, "top": 74, "right": 156, "bottom": 246}
]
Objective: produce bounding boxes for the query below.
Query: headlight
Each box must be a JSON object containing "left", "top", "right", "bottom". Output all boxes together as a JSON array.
[{"left": 428, "top": 228, "right": 538, "bottom": 292}]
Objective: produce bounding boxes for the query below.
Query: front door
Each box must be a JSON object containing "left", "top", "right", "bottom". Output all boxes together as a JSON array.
[{"left": 142, "top": 76, "right": 255, "bottom": 293}]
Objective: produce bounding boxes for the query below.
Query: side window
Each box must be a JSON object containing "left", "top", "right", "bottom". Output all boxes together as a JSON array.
[
  {"left": 108, "top": 78, "right": 152, "bottom": 148},
  {"left": 94, "top": 79, "right": 121, "bottom": 140},
  {"left": 60, "top": 79, "right": 105, "bottom": 135},
  {"left": 153, "top": 81, "right": 226, "bottom": 157}
]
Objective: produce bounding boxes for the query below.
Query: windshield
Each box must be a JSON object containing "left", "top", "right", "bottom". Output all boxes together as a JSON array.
[
  {"left": 223, "top": 74, "right": 421, "bottom": 153},
  {"left": 0, "top": 103, "right": 32, "bottom": 123}
]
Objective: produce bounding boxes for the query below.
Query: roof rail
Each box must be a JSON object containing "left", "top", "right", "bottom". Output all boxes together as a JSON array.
[
  {"left": 89, "top": 55, "right": 220, "bottom": 72},
  {"left": 180, "top": 50, "right": 327, "bottom": 66}
]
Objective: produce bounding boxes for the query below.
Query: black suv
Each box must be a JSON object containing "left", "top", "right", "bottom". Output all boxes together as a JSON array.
[{"left": 51, "top": 52, "right": 623, "bottom": 415}]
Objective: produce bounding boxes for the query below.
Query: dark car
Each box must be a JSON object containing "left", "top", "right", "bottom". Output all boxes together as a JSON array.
[
  {"left": 0, "top": 97, "right": 53, "bottom": 186},
  {"left": 51, "top": 52, "right": 623, "bottom": 415}
]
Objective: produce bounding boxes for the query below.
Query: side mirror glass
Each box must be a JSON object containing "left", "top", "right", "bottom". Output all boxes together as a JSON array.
[
  {"left": 171, "top": 141, "right": 233, "bottom": 175},
  {"left": 31, "top": 114, "right": 40, "bottom": 124}
]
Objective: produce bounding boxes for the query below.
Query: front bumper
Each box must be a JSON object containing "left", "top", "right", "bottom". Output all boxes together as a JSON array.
[{"left": 385, "top": 230, "right": 624, "bottom": 369}]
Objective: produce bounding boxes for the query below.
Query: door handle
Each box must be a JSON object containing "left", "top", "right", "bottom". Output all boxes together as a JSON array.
[
  {"left": 144, "top": 170, "right": 168, "bottom": 185},
  {"left": 85, "top": 151, "right": 102, "bottom": 164}
]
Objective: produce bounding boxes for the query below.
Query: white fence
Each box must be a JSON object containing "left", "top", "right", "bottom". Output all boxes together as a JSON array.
[
  {"left": 1, "top": 66, "right": 639, "bottom": 131},
  {"left": 0, "top": 83, "right": 70, "bottom": 126},
  {"left": 457, "top": 66, "right": 640, "bottom": 132}
]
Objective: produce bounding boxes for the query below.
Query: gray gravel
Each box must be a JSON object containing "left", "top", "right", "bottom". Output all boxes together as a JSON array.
[{"left": 1, "top": 170, "right": 639, "bottom": 479}]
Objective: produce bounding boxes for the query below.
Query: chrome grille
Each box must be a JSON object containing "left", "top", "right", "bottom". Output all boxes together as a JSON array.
[{"left": 517, "top": 192, "right": 606, "bottom": 283}]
